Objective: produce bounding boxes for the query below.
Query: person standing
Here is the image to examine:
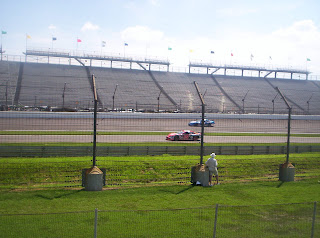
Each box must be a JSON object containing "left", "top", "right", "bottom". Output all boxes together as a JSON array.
[{"left": 205, "top": 153, "right": 219, "bottom": 186}]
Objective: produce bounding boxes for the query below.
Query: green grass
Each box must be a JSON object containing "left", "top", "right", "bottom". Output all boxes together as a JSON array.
[
  {"left": 1, "top": 179, "right": 319, "bottom": 213},
  {"left": 0, "top": 153, "right": 319, "bottom": 189},
  {"left": 1, "top": 130, "right": 319, "bottom": 137},
  {"left": 0, "top": 179, "right": 319, "bottom": 237},
  {"left": 0, "top": 153, "right": 319, "bottom": 237}
]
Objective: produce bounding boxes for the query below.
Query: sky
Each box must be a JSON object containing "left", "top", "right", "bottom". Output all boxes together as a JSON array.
[{"left": 1, "top": 0, "right": 320, "bottom": 75}]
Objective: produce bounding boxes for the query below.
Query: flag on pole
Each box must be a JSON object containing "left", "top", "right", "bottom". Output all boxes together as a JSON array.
[
  {"left": 210, "top": 51, "right": 215, "bottom": 54},
  {"left": 168, "top": 47, "right": 172, "bottom": 50},
  {"left": 27, "top": 34, "right": 31, "bottom": 39},
  {"left": 77, "top": 38, "right": 82, "bottom": 43},
  {"left": 1, "top": 31, "right": 7, "bottom": 34},
  {"left": 102, "top": 41, "right": 106, "bottom": 47},
  {"left": 124, "top": 43, "right": 128, "bottom": 46},
  {"left": 231, "top": 53, "right": 233, "bottom": 56},
  {"left": 189, "top": 49, "right": 194, "bottom": 53},
  {"left": 52, "top": 37, "right": 57, "bottom": 41},
  {"left": 307, "top": 58, "right": 311, "bottom": 61}
]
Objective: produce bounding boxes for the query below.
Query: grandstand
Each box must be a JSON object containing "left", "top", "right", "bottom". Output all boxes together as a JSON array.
[{"left": 0, "top": 54, "right": 319, "bottom": 114}]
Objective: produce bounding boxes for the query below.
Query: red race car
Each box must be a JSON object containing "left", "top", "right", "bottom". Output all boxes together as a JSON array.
[{"left": 166, "top": 130, "right": 201, "bottom": 141}]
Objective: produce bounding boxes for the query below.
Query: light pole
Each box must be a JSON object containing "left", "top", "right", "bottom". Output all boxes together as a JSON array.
[
  {"left": 62, "top": 82, "right": 66, "bottom": 110},
  {"left": 34, "top": 96, "right": 37, "bottom": 108},
  {"left": 157, "top": 90, "right": 162, "bottom": 112},
  {"left": 242, "top": 90, "right": 249, "bottom": 114},
  {"left": 307, "top": 93, "right": 313, "bottom": 114},
  {"left": 112, "top": 84, "right": 118, "bottom": 111},
  {"left": 5, "top": 81, "right": 8, "bottom": 108},
  {"left": 272, "top": 93, "right": 278, "bottom": 114}
]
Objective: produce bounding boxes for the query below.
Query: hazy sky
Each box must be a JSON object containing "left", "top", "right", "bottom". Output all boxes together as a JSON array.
[{"left": 1, "top": 0, "right": 319, "bottom": 74}]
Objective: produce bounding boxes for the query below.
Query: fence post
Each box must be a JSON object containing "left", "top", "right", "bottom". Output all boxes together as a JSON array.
[
  {"left": 213, "top": 204, "right": 219, "bottom": 238},
  {"left": 311, "top": 201, "right": 317, "bottom": 238},
  {"left": 94, "top": 208, "right": 98, "bottom": 238}
]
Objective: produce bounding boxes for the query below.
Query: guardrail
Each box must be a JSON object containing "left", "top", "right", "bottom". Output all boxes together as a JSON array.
[{"left": 1, "top": 145, "right": 319, "bottom": 157}]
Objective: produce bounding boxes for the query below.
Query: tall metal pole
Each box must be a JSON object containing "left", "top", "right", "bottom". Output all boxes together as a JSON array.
[
  {"left": 311, "top": 201, "right": 317, "bottom": 238},
  {"left": 92, "top": 75, "right": 98, "bottom": 167},
  {"left": 200, "top": 103, "right": 205, "bottom": 164},
  {"left": 157, "top": 90, "right": 162, "bottom": 112},
  {"left": 272, "top": 93, "right": 278, "bottom": 114},
  {"left": 213, "top": 204, "right": 219, "bottom": 238},
  {"left": 1, "top": 31, "right": 3, "bottom": 61},
  {"left": 286, "top": 107, "right": 291, "bottom": 164},
  {"left": 275, "top": 87, "right": 291, "bottom": 164},
  {"left": 94, "top": 208, "right": 98, "bottom": 238},
  {"left": 112, "top": 84, "right": 118, "bottom": 111},
  {"left": 194, "top": 81, "right": 205, "bottom": 165},
  {"left": 34, "top": 96, "right": 37, "bottom": 108},
  {"left": 242, "top": 90, "right": 249, "bottom": 114},
  {"left": 5, "top": 81, "right": 8, "bottom": 107},
  {"left": 307, "top": 94, "right": 313, "bottom": 114},
  {"left": 62, "top": 82, "right": 66, "bottom": 109}
]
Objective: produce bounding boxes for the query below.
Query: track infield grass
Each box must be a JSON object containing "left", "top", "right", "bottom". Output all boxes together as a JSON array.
[
  {"left": 0, "top": 179, "right": 319, "bottom": 238},
  {"left": 0, "top": 153, "right": 319, "bottom": 238}
]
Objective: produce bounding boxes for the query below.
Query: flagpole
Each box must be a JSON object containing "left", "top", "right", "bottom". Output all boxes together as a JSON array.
[
  {"left": 1, "top": 31, "right": 3, "bottom": 61},
  {"left": 145, "top": 44, "right": 148, "bottom": 60},
  {"left": 306, "top": 57, "right": 309, "bottom": 80},
  {"left": 25, "top": 34, "right": 28, "bottom": 62},
  {"left": 306, "top": 57, "right": 307, "bottom": 73}
]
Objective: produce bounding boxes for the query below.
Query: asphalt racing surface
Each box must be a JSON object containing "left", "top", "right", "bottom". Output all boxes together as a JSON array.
[{"left": 1, "top": 117, "right": 320, "bottom": 143}]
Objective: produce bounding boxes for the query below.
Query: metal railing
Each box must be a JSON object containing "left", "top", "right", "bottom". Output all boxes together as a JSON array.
[{"left": 1, "top": 52, "right": 319, "bottom": 80}]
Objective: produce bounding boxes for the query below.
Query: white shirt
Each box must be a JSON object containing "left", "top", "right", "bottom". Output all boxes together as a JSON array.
[{"left": 205, "top": 157, "right": 217, "bottom": 169}]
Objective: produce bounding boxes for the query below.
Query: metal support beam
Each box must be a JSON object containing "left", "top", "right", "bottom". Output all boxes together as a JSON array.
[{"left": 212, "top": 68, "right": 220, "bottom": 74}]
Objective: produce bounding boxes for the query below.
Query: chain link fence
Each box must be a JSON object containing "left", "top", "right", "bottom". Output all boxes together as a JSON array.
[
  {"left": 0, "top": 202, "right": 318, "bottom": 237},
  {"left": 1, "top": 59, "right": 320, "bottom": 158}
]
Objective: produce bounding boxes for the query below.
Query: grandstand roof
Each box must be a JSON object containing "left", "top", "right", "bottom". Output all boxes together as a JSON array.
[
  {"left": 189, "top": 62, "right": 310, "bottom": 79},
  {"left": 24, "top": 49, "right": 170, "bottom": 71}
]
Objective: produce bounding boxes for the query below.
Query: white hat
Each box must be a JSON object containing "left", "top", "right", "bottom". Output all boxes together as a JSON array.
[{"left": 210, "top": 153, "right": 216, "bottom": 158}]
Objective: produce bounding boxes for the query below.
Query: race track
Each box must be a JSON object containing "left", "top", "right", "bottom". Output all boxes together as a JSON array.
[
  {"left": 1, "top": 135, "right": 319, "bottom": 143},
  {"left": 1, "top": 117, "right": 319, "bottom": 144}
]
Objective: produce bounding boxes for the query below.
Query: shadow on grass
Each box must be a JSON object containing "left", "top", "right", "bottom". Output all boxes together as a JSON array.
[
  {"left": 158, "top": 184, "right": 195, "bottom": 195},
  {"left": 35, "top": 190, "right": 82, "bottom": 200},
  {"left": 276, "top": 181, "right": 285, "bottom": 188},
  {"left": 175, "top": 185, "right": 195, "bottom": 194}
]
